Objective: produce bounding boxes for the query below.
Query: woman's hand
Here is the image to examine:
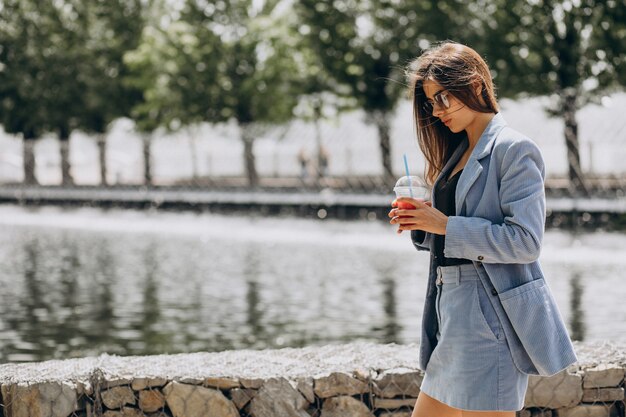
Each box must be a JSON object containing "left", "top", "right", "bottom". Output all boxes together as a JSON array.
[{"left": 388, "top": 197, "right": 449, "bottom": 235}]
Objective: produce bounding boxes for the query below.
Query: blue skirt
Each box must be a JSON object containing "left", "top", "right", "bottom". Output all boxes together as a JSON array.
[{"left": 420, "top": 263, "right": 528, "bottom": 411}]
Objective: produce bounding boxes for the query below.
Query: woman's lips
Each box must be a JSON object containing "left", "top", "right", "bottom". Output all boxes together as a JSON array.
[{"left": 443, "top": 118, "right": 451, "bottom": 126}]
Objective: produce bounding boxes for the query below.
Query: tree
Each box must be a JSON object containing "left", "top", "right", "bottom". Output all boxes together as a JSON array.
[
  {"left": 28, "top": 0, "right": 91, "bottom": 186},
  {"left": 296, "top": 0, "right": 473, "bottom": 185},
  {"left": 0, "top": 0, "right": 146, "bottom": 186},
  {"left": 479, "top": 0, "right": 626, "bottom": 196},
  {"left": 76, "top": 0, "right": 145, "bottom": 186},
  {"left": 125, "top": 0, "right": 299, "bottom": 187},
  {"left": 176, "top": 0, "right": 300, "bottom": 187},
  {"left": 123, "top": 24, "right": 178, "bottom": 185},
  {"left": 286, "top": 9, "right": 358, "bottom": 183},
  {"left": 0, "top": 1, "right": 52, "bottom": 184}
]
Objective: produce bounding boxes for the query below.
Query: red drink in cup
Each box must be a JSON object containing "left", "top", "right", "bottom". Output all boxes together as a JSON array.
[{"left": 393, "top": 200, "right": 417, "bottom": 210}]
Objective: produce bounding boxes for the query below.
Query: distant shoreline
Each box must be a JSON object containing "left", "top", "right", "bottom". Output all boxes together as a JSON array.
[{"left": 0, "top": 183, "right": 624, "bottom": 230}]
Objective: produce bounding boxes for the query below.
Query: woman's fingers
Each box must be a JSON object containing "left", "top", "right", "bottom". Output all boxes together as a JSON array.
[
  {"left": 393, "top": 217, "right": 421, "bottom": 225},
  {"left": 391, "top": 208, "right": 420, "bottom": 218}
]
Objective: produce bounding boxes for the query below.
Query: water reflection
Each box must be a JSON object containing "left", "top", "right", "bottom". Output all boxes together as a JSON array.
[
  {"left": 244, "top": 247, "right": 264, "bottom": 346},
  {"left": 381, "top": 275, "right": 400, "bottom": 343},
  {"left": 370, "top": 257, "right": 401, "bottom": 344},
  {"left": 136, "top": 243, "right": 171, "bottom": 355},
  {"left": 569, "top": 272, "right": 586, "bottom": 341},
  {"left": 20, "top": 238, "right": 46, "bottom": 360},
  {"left": 0, "top": 208, "right": 623, "bottom": 363},
  {"left": 90, "top": 245, "right": 116, "bottom": 352}
]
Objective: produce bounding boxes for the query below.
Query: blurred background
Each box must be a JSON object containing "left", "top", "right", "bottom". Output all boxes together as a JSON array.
[{"left": 0, "top": 0, "right": 624, "bottom": 363}]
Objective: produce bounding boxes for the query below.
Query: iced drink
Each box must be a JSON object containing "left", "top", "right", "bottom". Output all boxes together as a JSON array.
[{"left": 392, "top": 176, "right": 431, "bottom": 224}]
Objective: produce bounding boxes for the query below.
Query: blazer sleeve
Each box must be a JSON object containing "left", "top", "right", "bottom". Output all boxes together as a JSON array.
[
  {"left": 411, "top": 230, "right": 432, "bottom": 252},
  {"left": 443, "top": 140, "right": 545, "bottom": 264}
]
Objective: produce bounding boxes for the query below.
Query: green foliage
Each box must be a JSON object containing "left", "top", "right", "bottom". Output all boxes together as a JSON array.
[
  {"left": 478, "top": 0, "right": 626, "bottom": 103},
  {"left": 78, "top": 0, "right": 145, "bottom": 135},
  {"left": 124, "top": 0, "right": 300, "bottom": 133},
  {"left": 0, "top": 0, "right": 145, "bottom": 138},
  {"left": 0, "top": 1, "right": 71, "bottom": 139},
  {"left": 296, "top": 0, "right": 475, "bottom": 114}
]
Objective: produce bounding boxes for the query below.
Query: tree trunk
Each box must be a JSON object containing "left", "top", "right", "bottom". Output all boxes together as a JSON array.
[
  {"left": 59, "top": 130, "right": 74, "bottom": 186},
  {"left": 187, "top": 126, "right": 199, "bottom": 182},
  {"left": 142, "top": 132, "right": 153, "bottom": 185},
  {"left": 97, "top": 134, "right": 107, "bottom": 186},
  {"left": 22, "top": 134, "right": 38, "bottom": 185},
  {"left": 241, "top": 124, "right": 258, "bottom": 187},
  {"left": 372, "top": 110, "right": 394, "bottom": 186},
  {"left": 561, "top": 89, "right": 589, "bottom": 197},
  {"left": 313, "top": 101, "right": 323, "bottom": 181},
  {"left": 314, "top": 120, "right": 324, "bottom": 181}
]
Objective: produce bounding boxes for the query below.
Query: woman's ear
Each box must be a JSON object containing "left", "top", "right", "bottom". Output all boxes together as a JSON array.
[
  {"left": 473, "top": 81, "right": 483, "bottom": 97},
  {"left": 473, "top": 80, "right": 487, "bottom": 106}
]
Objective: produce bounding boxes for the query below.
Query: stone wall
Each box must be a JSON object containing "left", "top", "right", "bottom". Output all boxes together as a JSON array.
[{"left": 0, "top": 341, "right": 624, "bottom": 417}]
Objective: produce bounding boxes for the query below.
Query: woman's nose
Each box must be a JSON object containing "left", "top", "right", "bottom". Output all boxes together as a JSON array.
[{"left": 432, "top": 107, "right": 445, "bottom": 118}]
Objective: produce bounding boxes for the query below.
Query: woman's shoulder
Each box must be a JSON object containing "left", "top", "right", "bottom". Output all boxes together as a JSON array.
[
  {"left": 494, "top": 125, "right": 538, "bottom": 149},
  {"left": 492, "top": 125, "right": 543, "bottom": 160},
  {"left": 489, "top": 125, "right": 545, "bottom": 178}
]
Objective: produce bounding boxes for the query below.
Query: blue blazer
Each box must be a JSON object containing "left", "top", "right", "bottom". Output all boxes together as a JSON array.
[{"left": 411, "top": 113, "right": 577, "bottom": 376}]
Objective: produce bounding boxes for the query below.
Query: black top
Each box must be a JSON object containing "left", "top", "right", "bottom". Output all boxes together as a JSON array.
[{"left": 433, "top": 169, "right": 472, "bottom": 267}]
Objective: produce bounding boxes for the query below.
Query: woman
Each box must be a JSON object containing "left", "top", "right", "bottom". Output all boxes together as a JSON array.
[{"left": 389, "top": 42, "right": 577, "bottom": 416}]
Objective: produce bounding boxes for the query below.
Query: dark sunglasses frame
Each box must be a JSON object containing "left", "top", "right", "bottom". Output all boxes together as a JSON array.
[{"left": 422, "top": 90, "right": 451, "bottom": 114}]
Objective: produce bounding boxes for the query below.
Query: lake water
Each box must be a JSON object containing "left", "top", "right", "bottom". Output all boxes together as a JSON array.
[{"left": 0, "top": 205, "right": 624, "bottom": 363}]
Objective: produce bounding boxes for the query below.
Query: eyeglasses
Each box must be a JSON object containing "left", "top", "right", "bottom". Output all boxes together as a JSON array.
[{"left": 422, "top": 90, "right": 451, "bottom": 114}]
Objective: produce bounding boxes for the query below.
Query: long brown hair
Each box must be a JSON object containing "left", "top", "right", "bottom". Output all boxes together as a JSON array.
[{"left": 406, "top": 41, "right": 499, "bottom": 186}]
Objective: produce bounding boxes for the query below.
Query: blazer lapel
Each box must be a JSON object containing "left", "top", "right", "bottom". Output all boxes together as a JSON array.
[
  {"left": 454, "top": 113, "right": 508, "bottom": 215},
  {"left": 455, "top": 158, "right": 482, "bottom": 215}
]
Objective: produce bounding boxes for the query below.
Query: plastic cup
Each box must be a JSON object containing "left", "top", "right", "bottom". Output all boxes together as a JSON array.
[{"left": 392, "top": 176, "right": 431, "bottom": 209}]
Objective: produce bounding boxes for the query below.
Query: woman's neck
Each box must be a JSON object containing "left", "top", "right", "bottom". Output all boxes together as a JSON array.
[{"left": 465, "top": 112, "right": 496, "bottom": 151}]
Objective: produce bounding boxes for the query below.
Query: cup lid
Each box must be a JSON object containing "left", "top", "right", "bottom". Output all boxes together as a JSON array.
[{"left": 394, "top": 175, "right": 426, "bottom": 189}]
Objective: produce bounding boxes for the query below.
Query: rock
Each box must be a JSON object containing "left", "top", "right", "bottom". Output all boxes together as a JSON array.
[
  {"left": 249, "top": 378, "right": 309, "bottom": 417},
  {"left": 373, "top": 397, "right": 417, "bottom": 410},
  {"left": 321, "top": 396, "right": 375, "bottom": 417},
  {"left": 353, "top": 368, "right": 375, "bottom": 382},
  {"left": 555, "top": 404, "right": 619, "bottom": 417},
  {"left": 517, "top": 410, "right": 532, "bottom": 417},
  {"left": 240, "top": 378, "right": 264, "bottom": 389},
  {"left": 138, "top": 389, "right": 165, "bottom": 413},
  {"left": 163, "top": 381, "right": 239, "bottom": 417},
  {"left": 1, "top": 382, "right": 78, "bottom": 417},
  {"left": 582, "top": 387, "right": 624, "bottom": 402},
  {"left": 525, "top": 371, "right": 583, "bottom": 408},
  {"left": 230, "top": 388, "right": 256, "bottom": 410},
  {"left": 314, "top": 372, "right": 369, "bottom": 398},
  {"left": 296, "top": 377, "right": 315, "bottom": 403},
  {"left": 582, "top": 364, "right": 625, "bottom": 388},
  {"left": 104, "top": 379, "right": 133, "bottom": 389},
  {"left": 131, "top": 378, "right": 168, "bottom": 391},
  {"left": 372, "top": 368, "right": 422, "bottom": 398},
  {"left": 204, "top": 377, "right": 240, "bottom": 390},
  {"left": 177, "top": 378, "right": 203, "bottom": 385},
  {"left": 102, "top": 386, "right": 136, "bottom": 409},
  {"left": 379, "top": 412, "right": 412, "bottom": 417},
  {"left": 102, "top": 408, "right": 144, "bottom": 417}
]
